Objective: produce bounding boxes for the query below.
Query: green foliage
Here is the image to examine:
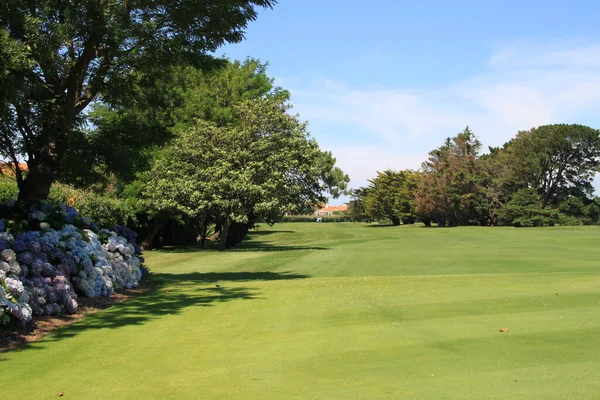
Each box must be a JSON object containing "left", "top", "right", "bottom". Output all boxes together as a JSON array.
[
  {"left": 583, "top": 198, "right": 600, "bottom": 225},
  {"left": 477, "top": 124, "right": 600, "bottom": 225},
  {"left": 416, "top": 127, "right": 490, "bottom": 226},
  {"left": 503, "top": 124, "right": 600, "bottom": 207},
  {"left": 47, "top": 183, "right": 82, "bottom": 205},
  {"left": 145, "top": 96, "right": 347, "bottom": 250},
  {"left": 0, "top": 0, "right": 277, "bottom": 200},
  {"left": 47, "top": 183, "right": 132, "bottom": 227},
  {"left": 359, "top": 124, "right": 600, "bottom": 229},
  {"left": 0, "top": 177, "right": 18, "bottom": 202},
  {"left": 496, "top": 188, "right": 559, "bottom": 227},
  {"left": 87, "top": 58, "right": 282, "bottom": 185},
  {"left": 362, "top": 170, "right": 420, "bottom": 225},
  {"left": 558, "top": 196, "right": 586, "bottom": 218},
  {"left": 346, "top": 188, "right": 371, "bottom": 222},
  {"left": 557, "top": 213, "right": 583, "bottom": 226},
  {"left": 86, "top": 102, "right": 176, "bottom": 185},
  {"left": 172, "top": 59, "right": 286, "bottom": 130},
  {"left": 83, "top": 58, "right": 349, "bottom": 250},
  {"left": 0, "top": 180, "right": 119, "bottom": 229},
  {"left": 478, "top": 145, "right": 523, "bottom": 224},
  {"left": 317, "top": 151, "right": 350, "bottom": 199}
]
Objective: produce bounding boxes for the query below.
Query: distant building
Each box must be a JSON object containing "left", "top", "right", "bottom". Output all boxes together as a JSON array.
[{"left": 314, "top": 204, "right": 348, "bottom": 216}]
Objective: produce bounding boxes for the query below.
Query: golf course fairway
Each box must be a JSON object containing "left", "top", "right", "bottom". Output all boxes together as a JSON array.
[{"left": 2, "top": 223, "right": 600, "bottom": 399}]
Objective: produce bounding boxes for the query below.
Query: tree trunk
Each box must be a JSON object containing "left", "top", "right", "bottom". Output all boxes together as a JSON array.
[
  {"left": 219, "top": 218, "right": 231, "bottom": 251},
  {"left": 141, "top": 212, "right": 171, "bottom": 250},
  {"left": 17, "top": 160, "right": 55, "bottom": 201},
  {"left": 199, "top": 218, "right": 209, "bottom": 249},
  {"left": 541, "top": 191, "right": 552, "bottom": 209},
  {"left": 16, "top": 119, "right": 69, "bottom": 202},
  {"left": 390, "top": 216, "right": 401, "bottom": 226}
]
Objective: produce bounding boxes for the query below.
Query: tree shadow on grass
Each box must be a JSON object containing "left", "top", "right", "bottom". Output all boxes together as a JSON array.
[
  {"left": 230, "top": 242, "right": 330, "bottom": 252},
  {"left": 418, "top": 225, "right": 458, "bottom": 228},
  {"left": 232, "top": 230, "right": 329, "bottom": 252},
  {"left": 156, "top": 230, "right": 304, "bottom": 254},
  {"left": 364, "top": 224, "right": 399, "bottom": 228},
  {"left": 156, "top": 271, "right": 310, "bottom": 284},
  {"left": 157, "top": 242, "right": 329, "bottom": 253},
  {"left": 157, "top": 244, "right": 216, "bottom": 253},
  {"left": 246, "top": 230, "right": 295, "bottom": 236},
  {"left": 1, "top": 271, "right": 309, "bottom": 355}
]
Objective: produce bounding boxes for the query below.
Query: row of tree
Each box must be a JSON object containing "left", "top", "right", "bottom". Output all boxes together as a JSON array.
[
  {"left": 349, "top": 125, "right": 600, "bottom": 227},
  {"left": 0, "top": 1, "right": 350, "bottom": 250}
]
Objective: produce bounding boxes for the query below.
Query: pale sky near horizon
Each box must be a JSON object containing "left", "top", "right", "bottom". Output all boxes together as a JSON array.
[{"left": 218, "top": 1, "right": 600, "bottom": 204}]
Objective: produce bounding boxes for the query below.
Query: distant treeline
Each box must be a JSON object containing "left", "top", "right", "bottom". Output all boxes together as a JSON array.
[{"left": 347, "top": 125, "right": 600, "bottom": 227}]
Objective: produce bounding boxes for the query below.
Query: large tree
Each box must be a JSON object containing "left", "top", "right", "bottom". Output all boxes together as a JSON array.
[
  {"left": 0, "top": 0, "right": 276, "bottom": 201},
  {"left": 363, "top": 169, "right": 421, "bottom": 225},
  {"left": 478, "top": 145, "right": 523, "bottom": 225},
  {"left": 496, "top": 188, "right": 559, "bottom": 227},
  {"left": 95, "top": 58, "right": 311, "bottom": 249},
  {"left": 502, "top": 124, "right": 600, "bottom": 208},
  {"left": 146, "top": 97, "right": 348, "bottom": 250},
  {"left": 416, "top": 127, "right": 489, "bottom": 226},
  {"left": 88, "top": 58, "right": 280, "bottom": 186}
]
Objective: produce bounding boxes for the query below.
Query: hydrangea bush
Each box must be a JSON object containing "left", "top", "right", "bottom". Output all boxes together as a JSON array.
[{"left": 0, "top": 201, "right": 145, "bottom": 328}]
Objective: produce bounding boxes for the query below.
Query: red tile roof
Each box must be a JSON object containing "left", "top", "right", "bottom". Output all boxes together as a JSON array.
[{"left": 315, "top": 205, "right": 348, "bottom": 215}]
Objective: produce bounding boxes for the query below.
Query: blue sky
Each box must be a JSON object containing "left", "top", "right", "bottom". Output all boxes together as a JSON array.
[{"left": 219, "top": 0, "right": 600, "bottom": 204}]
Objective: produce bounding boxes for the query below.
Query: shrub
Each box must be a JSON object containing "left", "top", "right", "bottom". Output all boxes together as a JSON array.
[
  {"left": 48, "top": 183, "right": 140, "bottom": 228},
  {"left": 557, "top": 213, "right": 583, "bottom": 226},
  {"left": 497, "top": 188, "right": 559, "bottom": 227},
  {"left": 0, "top": 177, "right": 18, "bottom": 202},
  {"left": 0, "top": 201, "right": 145, "bottom": 329}
]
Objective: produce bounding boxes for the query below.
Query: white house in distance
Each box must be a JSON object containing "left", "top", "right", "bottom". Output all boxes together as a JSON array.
[{"left": 314, "top": 204, "right": 348, "bottom": 216}]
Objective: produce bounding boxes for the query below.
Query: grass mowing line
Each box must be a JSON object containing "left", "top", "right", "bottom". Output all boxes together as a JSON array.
[{"left": 2, "top": 223, "right": 600, "bottom": 399}]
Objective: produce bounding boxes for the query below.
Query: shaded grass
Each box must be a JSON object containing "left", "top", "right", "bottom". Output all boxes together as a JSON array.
[{"left": 3, "top": 223, "right": 600, "bottom": 399}]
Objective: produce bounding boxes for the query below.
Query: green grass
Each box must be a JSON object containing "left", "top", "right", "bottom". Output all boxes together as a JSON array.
[{"left": 3, "top": 223, "right": 600, "bottom": 399}]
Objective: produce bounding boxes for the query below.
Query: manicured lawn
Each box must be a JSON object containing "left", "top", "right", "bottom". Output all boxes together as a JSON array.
[{"left": 3, "top": 223, "right": 600, "bottom": 399}]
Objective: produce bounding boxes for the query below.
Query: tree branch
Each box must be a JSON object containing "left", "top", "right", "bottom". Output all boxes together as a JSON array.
[
  {"left": 74, "top": 49, "right": 112, "bottom": 114},
  {"left": 14, "top": 105, "right": 36, "bottom": 160},
  {"left": 63, "top": 40, "right": 98, "bottom": 122}
]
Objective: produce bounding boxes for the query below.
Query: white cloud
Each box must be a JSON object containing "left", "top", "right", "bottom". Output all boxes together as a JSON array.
[
  {"left": 488, "top": 41, "right": 600, "bottom": 69},
  {"left": 323, "top": 144, "right": 427, "bottom": 189},
  {"left": 283, "top": 40, "right": 600, "bottom": 198}
]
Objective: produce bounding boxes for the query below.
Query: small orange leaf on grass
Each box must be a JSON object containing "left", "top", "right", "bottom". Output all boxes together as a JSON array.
[
  {"left": 499, "top": 328, "right": 509, "bottom": 332},
  {"left": 58, "top": 392, "right": 64, "bottom": 397}
]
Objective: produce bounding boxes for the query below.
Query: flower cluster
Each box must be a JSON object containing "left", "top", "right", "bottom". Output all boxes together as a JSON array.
[
  {"left": 102, "top": 231, "right": 142, "bottom": 289},
  {"left": 0, "top": 201, "right": 99, "bottom": 234},
  {"left": 0, "top": 201, "right": 144, "bottom": 327},
  {"left": 0, "top": 269, "right": 33, "bottom": 325},
  {"left": 108, "top": 225, "right": 149, "bottom": 276}
]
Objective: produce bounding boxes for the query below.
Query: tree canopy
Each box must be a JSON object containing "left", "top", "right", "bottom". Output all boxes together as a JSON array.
[
  {"left": 86, "top": 58, "right": 281, "bottom": 185},
  {"left": 146, "top": 97, "right": 346, "bottom": 250},
  {"left": 362, "top": 169, "right": 420, "bottom": 225},
  {"left": 415, "top": 127, "right": 489, "bottom": 226},
  {"left": 0, "top": 0, "right": 277, "bottom": 200},
  {"left": 502, "top": 124, "right": 600, "bottom": 207},
  {"left": 357, "top": 124, "right": 600, "bottom": 228}
]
